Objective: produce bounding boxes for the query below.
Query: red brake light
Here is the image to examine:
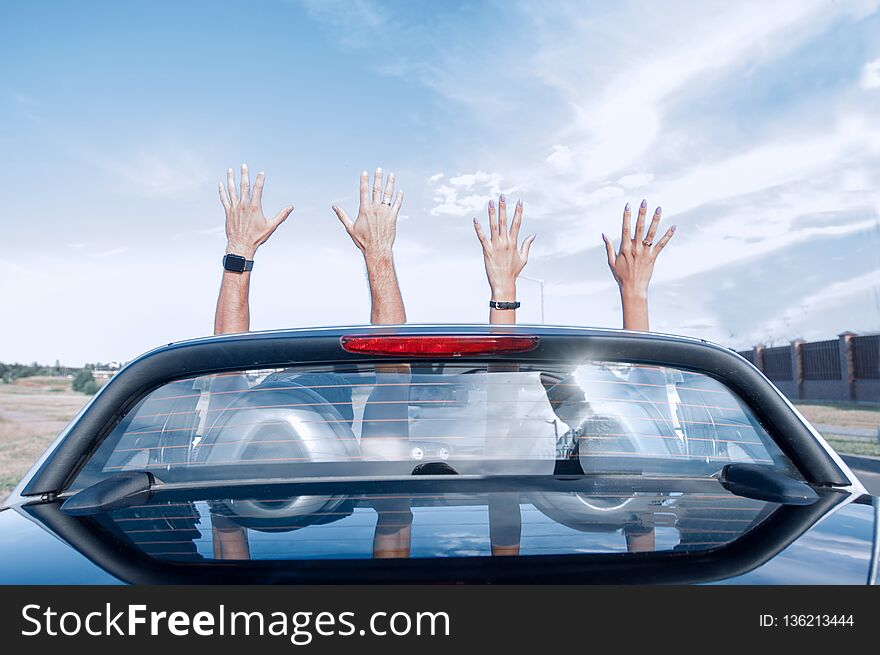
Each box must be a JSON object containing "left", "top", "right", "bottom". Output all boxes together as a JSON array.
[{"left": 340, "top": 335, "right": 540, "bottom": 357}]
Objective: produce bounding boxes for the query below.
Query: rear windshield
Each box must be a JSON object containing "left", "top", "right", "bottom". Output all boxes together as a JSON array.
[{"left": 72, "top": 360, "right": 799, "bottom": 489}]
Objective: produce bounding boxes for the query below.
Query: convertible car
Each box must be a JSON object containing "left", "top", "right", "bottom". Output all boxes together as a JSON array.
[{"left": 1, "top": 325, "right": 877, "bottom": 584}]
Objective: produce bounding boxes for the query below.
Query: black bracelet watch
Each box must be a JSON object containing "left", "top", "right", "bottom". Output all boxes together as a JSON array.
[
  {"left": 489, "top": 300, "right": 521, "bottom": 310},
  {"left": 222, "top": 253, "right": 254, "bottom": 273}
]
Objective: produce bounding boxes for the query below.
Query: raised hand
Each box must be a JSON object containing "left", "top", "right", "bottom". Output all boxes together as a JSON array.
[
  {"left": 602, "top": 199, "right": 675, "bottom": 331},
  {"left": 473, "top": 194, "right": 536, "bottom": 307},
  {"left": 219, "top": 163, "right": 294, "bottom": 260},
  {"left": 332, "top": 167, "right": 406, "bottom": 325},
  {"left": 332, "top": 167, "right": 403, "bottom": 261}
]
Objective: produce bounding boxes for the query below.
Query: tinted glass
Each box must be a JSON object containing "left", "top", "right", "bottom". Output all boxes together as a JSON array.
[{"left": 72, "top": 360, "right": 798, "bottom": 489}]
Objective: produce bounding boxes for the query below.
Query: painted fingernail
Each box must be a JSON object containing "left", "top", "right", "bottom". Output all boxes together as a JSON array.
[
  {"left": 499, "top": 194, "right": 506, "bottom": 203},
  {"left": 671, "top": 224, "right": 677, "bottom": 232},
  {"left": 517, "top": 199, "right": 523, "bottom": 207},
  {"left": 640, "top": 199, "right": 647, "bottom": 208},
  {"left": 655, "top": 206, "right": 661, "bottom": 214},
  {"left": 624, "top": 202, "right": 631, "bottom": 211},
  {"left": 489, "top": 199, "right": 494, "bottom": 209},
  {"left": 376, "top": 167, "right": 382, "bottom": 172},
  {"left": 361, "top": 171, "right": 368, "bottom": 176}
]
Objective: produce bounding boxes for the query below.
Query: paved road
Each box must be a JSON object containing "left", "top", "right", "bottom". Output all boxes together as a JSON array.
[{"left": 842, "top": 454, "right": 880, "bottom": 496}]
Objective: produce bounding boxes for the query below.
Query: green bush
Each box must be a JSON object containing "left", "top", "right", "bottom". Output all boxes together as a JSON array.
[
  {"left": 81, "top": 380, "right": 100, "bottom": 395},
  {"left": 72, "top": 369, "right": 95, "bottom": 393}
]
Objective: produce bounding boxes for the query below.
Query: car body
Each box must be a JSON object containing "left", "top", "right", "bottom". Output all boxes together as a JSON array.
[{"left": 1, "top": 325, "right": 877, "bottom": 584}]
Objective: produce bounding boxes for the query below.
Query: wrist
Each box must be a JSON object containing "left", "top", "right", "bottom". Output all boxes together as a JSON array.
[
  {"left": 226, "top": 242, "right": 257, "bottom": 260},
  {"left": 490, "top": 282, "right": 517, "bottom": 302},
  {"left": 364, "top": 250, "right": 394, "bottom": 269},
  {"left": 619, "top": 286, "right": 648, "bottom": 302}
]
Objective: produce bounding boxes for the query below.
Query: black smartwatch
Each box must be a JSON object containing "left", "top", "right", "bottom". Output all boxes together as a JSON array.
[
  {"left": 489, "top": 300, "right": 521, "bottom": 310},
  {"left": 222, "top": 253, "right": 254, "bottom": 273}
]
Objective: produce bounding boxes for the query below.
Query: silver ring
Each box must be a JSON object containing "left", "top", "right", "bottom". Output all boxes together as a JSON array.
[
  {"left": 381, "top": 199, "right": 392, "bottom": 206},
  {"left": 642, "top": 239, "right": 652, "bottom": 247}
]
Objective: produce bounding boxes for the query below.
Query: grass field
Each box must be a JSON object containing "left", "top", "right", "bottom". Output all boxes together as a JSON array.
[
  {"left": 0, "top": 377, "right": 90, "bottom": 502},
  {"left": 0, "top": 378, "right": 878, "bottom": 503}
]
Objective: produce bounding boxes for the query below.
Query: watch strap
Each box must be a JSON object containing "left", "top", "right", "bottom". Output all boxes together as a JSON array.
[{"left": 489, "top": 300, "right": 521, "bottom": 310}]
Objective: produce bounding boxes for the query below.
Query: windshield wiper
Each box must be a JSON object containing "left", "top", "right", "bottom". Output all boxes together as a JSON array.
[
  {"left": 718, "top": 463, "right": 818, "bottom": 505},
  {"left": 61, "top": 472, "right": 154, "bottom": 515}
]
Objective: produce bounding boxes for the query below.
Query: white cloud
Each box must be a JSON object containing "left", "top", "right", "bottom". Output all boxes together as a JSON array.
[
  {"left": 617, "top": 172, "right": 654, "bottom": 189},
  {"left": 861, "top": 58, "right": 880, "bottom": 89},
  {"left": 546, "top": 145, "right": 574, "bottom": 173},
  {"left": 429, "top": 170, "right": 508, "bottom": 216}
]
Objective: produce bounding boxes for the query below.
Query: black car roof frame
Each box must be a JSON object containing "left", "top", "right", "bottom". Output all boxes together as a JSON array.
[{"left": 21, "top": 325, "right": 851, "bottom": 497}]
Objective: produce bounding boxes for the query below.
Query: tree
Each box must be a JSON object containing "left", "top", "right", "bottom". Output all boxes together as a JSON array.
[
  {"left": 81, "top": 380, "right": 100, "bottom": 395},
  {"left": 72, "top": 368, "right": 95, "bottom": 393}
]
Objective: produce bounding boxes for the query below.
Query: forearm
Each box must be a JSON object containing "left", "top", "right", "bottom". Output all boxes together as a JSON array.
[
  {"left": 489, "top": 281, "right": 517, "bottom": 325},
  {"left": 364, "top": 253, "right": 406, "bottom": 325},
  {"left": 213, "top": 271, "right": 252, "bottom": 335},
  {"left": 620, "top": 289, "right": 649, "bottom": 331}
]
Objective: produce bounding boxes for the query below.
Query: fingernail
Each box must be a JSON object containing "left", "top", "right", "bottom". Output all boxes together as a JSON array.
[
  {"left": 258, "top": 171, "right": 265, "bottom": 177},
  {"left": 624, "top": 202, "right": 631, "bottom": 211},
  {"left": 361, "top": 171, "right": 368, "bottom": 176},
  {"left": 499, "top": 194, "right": 506, "bottom": 203},
  {"left": 655, "top": 206, "right": 661, "bottom": 214},
  {"left": 601, "top": 233, "right": 606, "bottom": 241},
  {"left": 517, "top": 199, "right": 523, "bottom": 207},
  {"left": 671, "top": 224, "right": 677, "bottom": 232},
  {"left": 489, "top": 199, "right": 494, "bottom": 209},
  {"left": 376, "top": 167, "right": 382, "bottom": 172},
  {"left": 640, "top": 199, "right": 647, "bottom": 208}
]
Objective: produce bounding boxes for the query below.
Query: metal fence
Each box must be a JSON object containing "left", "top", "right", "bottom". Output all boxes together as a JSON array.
[
  {"left": 854, "top": 335, "right": 879, "bottom": 380},
  {"left": 763, "top": 346, "right": 793, "bottom": 381},
  {"left": 736, "top": 332, "right": 879, "bottom": 405},
  {"left": 802, "top": 339, "right": 841, "bottom": 381}
]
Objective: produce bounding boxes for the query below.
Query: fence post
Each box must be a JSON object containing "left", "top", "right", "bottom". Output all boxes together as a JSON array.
[
  {"left": 791, "top": 339, "right": 805, "bottom": 401},
  {"left": 838, "top": 331, "right": 857, "bottom": 402},
  {"left": 753, "top": 345, "right": 765, "bottom": 373}
]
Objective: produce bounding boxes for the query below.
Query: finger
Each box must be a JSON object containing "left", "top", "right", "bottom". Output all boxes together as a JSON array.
[
  {"left": 227, "top": 168, "right": 238, "bottom": 206},
  {"left": 252, "top": 171, "right": 266, "bottom": 206},
  {"left": 498, "top": 194, "right": 508, "bottom": 240},
  {"left": 383, "top": 172, "right": 395, "bottom": 204},
  {"left": 218, "top": 182, "right": 231, "bottom": 212},
  {"left": 602, "top": 233, "right": 616, "bottom": 268},
  {"left": 487, "top": 199, "right": 498, "bottom": 242},
  {"left": 510, "top": 199, "right": 523, "bottom": 240},
  {"left": 372, "top": 167, "right": 383, "bottom": 204},
  {"left": 620, "top": 202, "right": 632, "bottom": 254},
  {"left": 240, "top": 163, "right": 250, "bottom": 203},
  {"left": 652, "top": 224, "right": 676, "bottom": 254},
  {"left": 332, "top": 205, "right": 355, "bottom": 233},
  {"left": 391, "top": 189, "right": 403, "bottom": 214},
  {"left": 520, "top": 234, "right": 536, "bottom": 263},
  {"left": 359, "top": 170, "right": 369, "bottom": 206},
  {"left": 645, "top": 206, "right": 662, "bottom": 244},
  {"left": 634, "top": 199, "right": 647, "bottom": 249},
  {"left": 473, "top": 218, "right": 488, "bottom": 246},
  {"left": 271, "top": 205, "right": 294, "bottom": 226}
]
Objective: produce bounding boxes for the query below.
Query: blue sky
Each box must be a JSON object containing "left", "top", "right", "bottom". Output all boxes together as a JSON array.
[{"left": 1, "top": 0, "right": 879, "bottom": 365}]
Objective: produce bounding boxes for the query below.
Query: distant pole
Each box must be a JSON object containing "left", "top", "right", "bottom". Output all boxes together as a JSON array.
[{"left": 520, "top": 275, "right": 545, "bottom": 323}]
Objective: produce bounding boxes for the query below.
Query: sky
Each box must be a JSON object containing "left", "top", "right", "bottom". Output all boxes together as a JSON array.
[{"left": 1, "top": 0, "right": 879, "bottom": 366}]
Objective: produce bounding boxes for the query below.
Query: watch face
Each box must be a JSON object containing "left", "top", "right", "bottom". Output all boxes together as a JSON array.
[{"left": 224, "top": 254, "right": 246, "bottom": 272}]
